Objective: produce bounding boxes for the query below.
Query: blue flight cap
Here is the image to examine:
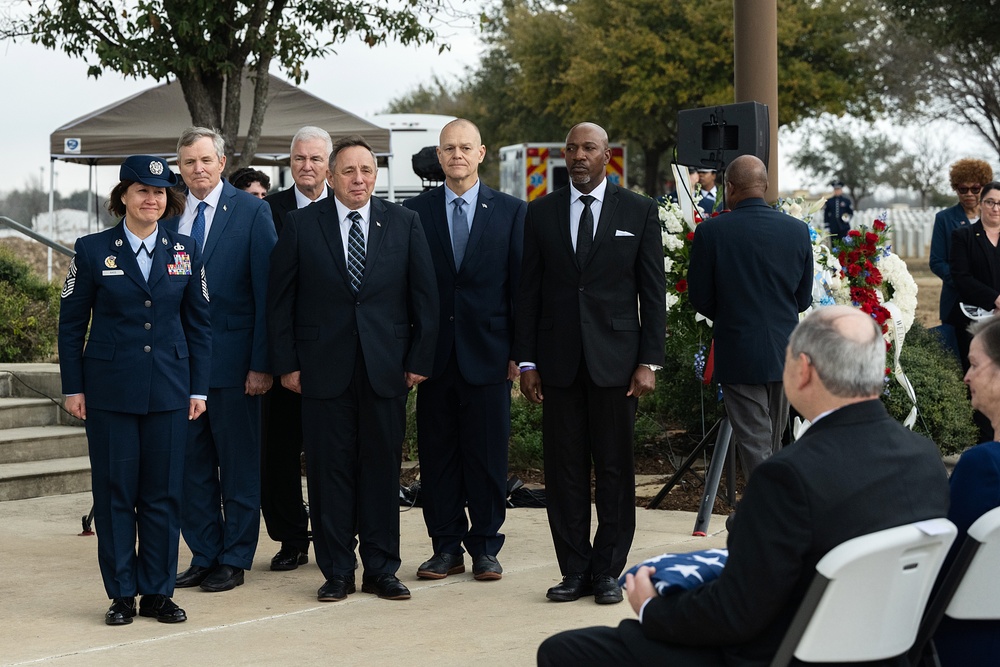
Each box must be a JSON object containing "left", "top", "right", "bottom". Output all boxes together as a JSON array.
[{"left": 120, "top": 155, "right": 179, "bottom": 188}]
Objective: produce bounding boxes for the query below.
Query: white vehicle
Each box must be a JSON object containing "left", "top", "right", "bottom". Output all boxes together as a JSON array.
[{"left": 369, "top": 113, "right": 456, "bottom": 202}]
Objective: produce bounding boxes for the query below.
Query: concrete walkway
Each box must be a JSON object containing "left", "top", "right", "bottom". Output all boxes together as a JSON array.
[{"left": 0, "top": 492, "right": 727, "bottom": 666}]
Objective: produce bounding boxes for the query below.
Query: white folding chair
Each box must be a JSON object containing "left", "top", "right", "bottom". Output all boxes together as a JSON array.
[
  {"left": 771, "top": 518, "right": 957, "bottom": 667},
  {"left": 908, "top": 505, "right": 1000, "bottom": 666}
]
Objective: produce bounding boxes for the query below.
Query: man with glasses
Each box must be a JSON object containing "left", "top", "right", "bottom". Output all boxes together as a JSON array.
[{"left": 930, "top": 159, "right": 993, "bottom": 351}]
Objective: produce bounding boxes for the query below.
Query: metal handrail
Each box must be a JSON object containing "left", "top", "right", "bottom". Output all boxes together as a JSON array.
[{"left": 0, "top": 216, "right": 75, "bottom": 257}]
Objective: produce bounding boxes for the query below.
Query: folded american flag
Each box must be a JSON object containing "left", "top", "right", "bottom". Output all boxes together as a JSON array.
[{"left": 617, "top": 548, "right": 729, "bottom": 596}]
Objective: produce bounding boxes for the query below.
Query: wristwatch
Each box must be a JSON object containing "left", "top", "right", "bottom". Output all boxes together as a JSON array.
[{"left": 640, "top": 364, "right": 662, "bottom": 372}]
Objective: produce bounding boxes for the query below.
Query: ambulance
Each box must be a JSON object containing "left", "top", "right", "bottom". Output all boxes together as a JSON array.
[{"left": 498, "top": 142, "right": 627, "bottom": 202}]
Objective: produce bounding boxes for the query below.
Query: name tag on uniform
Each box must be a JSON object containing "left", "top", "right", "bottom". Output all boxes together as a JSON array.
[
  {"left": 102, "top": 269, "right": 124, "bottom": 276},
  {"left": 168, "top": 251, "right": 192, "bottom": 276}
]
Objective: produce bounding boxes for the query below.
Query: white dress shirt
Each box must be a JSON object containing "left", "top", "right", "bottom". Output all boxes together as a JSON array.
[
  {"left": 178, "top": 180, "right": 225, "bottom": 241},
  {"left": 569, "top": 178, "right": 608, "bottom": 251},
  {"left": 333, "top": 198, "right": 372, "bottom": 267}
]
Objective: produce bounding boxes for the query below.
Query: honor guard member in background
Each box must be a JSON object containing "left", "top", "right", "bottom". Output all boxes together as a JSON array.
[
  {"left": 59, "top": 155, "right": 212, "bottom": 625},
  {"left": 403, "top": 119, "right": 526, "bottom": 582},
  {"left": 514, "top": 122, "right": 666, "bottom": 605},
  {"left": 696, "top": 168, "right": 721, "bottom": 214},
  {"left": 823, "top": 180, "right": 853, "bottom": 240},
  {"left": 260, "top": 126, "right": 332, "bottom": 572},
  {"left": 167, "top": 127, "right": 278, "bottom": 593},
  {"left": 268, "top": 135, "right": 438, "bottom": 603}
]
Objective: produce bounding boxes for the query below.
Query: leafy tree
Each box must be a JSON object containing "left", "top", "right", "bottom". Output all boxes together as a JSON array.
[
  {"left": 790, "top": 115, "right": 901, "bottom": 209},
  {"left": 0, "top": 176, "right": 47, "bottom": 228},
  {"left": 878, "top": 0, "right": 1000, "bottom": 161},
  {"left": 388, "top": 0, "right": 890, "bottom": 196},
  {"left": 1, "top": 0, "right": 448, "bottom": 170}
]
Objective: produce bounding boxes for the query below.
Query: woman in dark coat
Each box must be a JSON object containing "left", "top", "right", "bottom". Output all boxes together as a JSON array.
[{"left": 58, "top": 155, "right": 212, "bottom": 625}]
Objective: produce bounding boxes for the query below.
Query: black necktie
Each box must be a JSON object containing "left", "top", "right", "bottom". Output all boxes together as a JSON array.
[
  {"left": 347, "top": 211, "right": 365, "bottom": 294},
  {"left": 577, "top": 195, "right": 595, "bottom": 265}
]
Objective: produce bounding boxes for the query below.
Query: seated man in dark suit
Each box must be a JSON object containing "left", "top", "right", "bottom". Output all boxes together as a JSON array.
[{"left": 538, "top": 305, "right": 950, "bottom": 667}]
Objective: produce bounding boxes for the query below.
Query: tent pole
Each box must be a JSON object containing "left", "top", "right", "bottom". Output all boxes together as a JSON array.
[
  {"left": 47, "top": 159, "right": 55, "bottom": 282},
  {"left": 88, "top": 164, "right": 94, "bottom": 235}
]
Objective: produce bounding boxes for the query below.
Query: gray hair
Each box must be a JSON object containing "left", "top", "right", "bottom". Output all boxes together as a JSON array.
[
  {"left": 290, "top": 126, "right": 333, "bottom": 156},
  {"left": 788, "top": 307, "right": 885, "bottom": 397},
  {"left": 329, "top": 135, "right": 377, "bottom": 172},
  {"left": 178, "top": 127, "right": 225, "bottom": 160},
  {"left": 969, "top": 315, "right": 1000, "bottom": 366}
]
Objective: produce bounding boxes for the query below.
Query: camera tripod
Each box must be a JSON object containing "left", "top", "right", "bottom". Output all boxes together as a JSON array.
[{"left": 647, "top": 415, "right": 736, "bottom": 536}]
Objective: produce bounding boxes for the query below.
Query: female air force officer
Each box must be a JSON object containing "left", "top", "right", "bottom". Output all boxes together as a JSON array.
[{"left": 58, "top": 155, "right": 212, "bottom": 625}]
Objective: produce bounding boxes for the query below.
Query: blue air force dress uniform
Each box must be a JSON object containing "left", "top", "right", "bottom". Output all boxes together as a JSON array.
[{"left": 58, "top": 156, "right": 212, "bottom": 607}]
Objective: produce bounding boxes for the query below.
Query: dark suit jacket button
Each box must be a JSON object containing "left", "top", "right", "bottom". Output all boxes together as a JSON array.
[
  {"left": 144, "top": 300, "right": 152, "bottom": 307},
  {"left": 144, "top": 323, "right": 151, "bottom": 330},
  {"left": 356, "top": 301, "right": 361, "bottom": 307},
  {"left": 143, "top": 345, "right": 151, "bottom": 353},
  {"left": 449, "top": 316, "right": 455, "bottom": 322},
  {"left": 579, "top": 286, "right": 585, "bottom": 291}
]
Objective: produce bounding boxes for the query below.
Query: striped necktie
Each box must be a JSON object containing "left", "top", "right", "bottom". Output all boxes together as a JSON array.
[{"left": 347, "top": 211, "right": 365, "bottom": 294}]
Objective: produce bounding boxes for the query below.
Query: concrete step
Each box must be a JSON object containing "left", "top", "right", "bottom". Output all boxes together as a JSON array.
[
  {"left": 0, "top": 364, "right": 64, "bottom": 399},
  {"left": 0, "top": 456, "right": 91, "bottom": 501},
  {"left": 0, "top": 425, "right": 88, "bottom": 464},
  {"left": 0, "top": 397, "right": 62, "bottom": 429}
]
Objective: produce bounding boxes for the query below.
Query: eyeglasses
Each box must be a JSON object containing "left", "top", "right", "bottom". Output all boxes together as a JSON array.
[
  {"left": 955, "top": 185, "right": 983, "bottom": 195},
  {"left": 982, "top": 199, "right": 1000, "bottom": 209}
]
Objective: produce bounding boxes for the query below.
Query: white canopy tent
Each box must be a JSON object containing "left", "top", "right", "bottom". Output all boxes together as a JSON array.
[{"left": 43, "top": 73, "right": 391, "bottom": 278}]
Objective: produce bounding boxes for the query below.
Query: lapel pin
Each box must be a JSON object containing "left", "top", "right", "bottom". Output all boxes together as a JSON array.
[
  {"left": 162, "top": 237, "right": 169, "bottom": 245},
  {"left": 104, "top": 255, "right": 118, "bottom": 269},
  {"left": 377, "top": 221, "right": 382, "bottom": 227},
  {"left": 114, "top": 238, "right": 123, "bottom": 247},
  {"left": 174, "top": 242, "right": 185, "bottom": 251},
  {"left": 482, "top": 203, "right": 487, "bottom": 209},
  {"left": 223, "top": 204, "right": 228, "bottom": 212}
]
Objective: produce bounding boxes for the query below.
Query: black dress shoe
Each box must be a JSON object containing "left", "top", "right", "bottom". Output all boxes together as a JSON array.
[
  {"left": 472, "top": 554, "right": 503, "bottom": 581},
  {"left": 270, "top": 545, "right": 309, "bottom": 571},
  {"left": 593, "top": 575, "right": 624, "bottom": 604},
  {"left": 546, "top": 574, "right": 593, "bottom": 602},
  {"left": 105, "top": 597, "right": 136, "bottom": 625},
  {"left": 138, "top": 595, "right": 187, "bottom": 623},
  {"left": 317, "top": 575, "right": 356, "bottom": 602},
  {"left": 200, "top": 564, "right": 245, "bottom": 592},
  {"left": 175, "top": 564, "right": 215, "bottom": 588},
  {"left": 361, "top": 573, "right": 411, "bottom": 600},
  {"left": 416, "top": 552, "right": 465, "bottom": 579}
]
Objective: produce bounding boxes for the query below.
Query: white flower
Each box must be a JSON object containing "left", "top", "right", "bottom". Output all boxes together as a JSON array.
[
  {"left": 664, "top": 217, "right": 684, "bottom": 234},
  {"left": 664, "top": 291, "right": 680, "bottom": 312},
  {"left": 658, "top": 206, "right": 669, "bottom": 223},
  {"left": 787, "top": 203, "right": 803, "bottom": 219},
  {"left": 663, "top": 234, "right": 684, "bottom": 251},
  {"left": 663, "top": 256, "right": 674, "bottom": 273}
]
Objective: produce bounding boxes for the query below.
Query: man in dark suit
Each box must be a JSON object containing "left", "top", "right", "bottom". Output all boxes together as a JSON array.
[
  {"left": 260, "top": 126, "right": 332, "bottom": 572},
  {"left": 166, "top": 127, "right": 278, "bottom": 593},
  {"left": 403, "top": 119, "right": 525, "bottom": 582},
  {"left": 688, "top": 155, "right": 813, "bottom": 481},
  {"left": 268, "top": 135, "right": 438, "bottom": 603},
  {"left": 538, "top": 305, "right": 951, "bottom": 666},
  {"left": 823, "top": 180, "right": 853, "bottom": 240},
  {"left": 514, "top": 122, "right": 666, "bottom": 605}
]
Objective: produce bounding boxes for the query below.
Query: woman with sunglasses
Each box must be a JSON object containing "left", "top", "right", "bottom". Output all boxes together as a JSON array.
[
  {"left": 931, "top": 159, "right": 992, "bottom": 349},
  {"left": 951, "top": 181, "right": 1000, "bottom": 442}
]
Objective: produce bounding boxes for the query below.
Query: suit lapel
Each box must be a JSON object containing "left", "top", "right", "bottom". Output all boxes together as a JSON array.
[
  {"left": 202, "top": 185, "right": 234, "bottom": 264},
  {"left": 556, "top": 189, "right": 575, "bottom": 269},
  {"left": 584, "top": 183, "right": 618, "bottom": 270},
  {"left": 362, "top": 198, "right": 388, "bottom": 292},
  {"left": 463, "top": 186, "right": 495, "bottom": 271},
  {"left": 146, "top": 231, "right": 173, "bottom": 289},
  {"left": 110, "top": 224, "right": 150, "bottom": 294},
  {"left": 427, "top": 188, "right": 458, "bottom": 274},
  {"left": 316, "top": 199, "right": 351, "bottom": 288}
]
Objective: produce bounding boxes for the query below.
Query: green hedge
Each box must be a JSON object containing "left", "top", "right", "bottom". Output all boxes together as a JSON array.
[{"left": 0, "top": 246, "right": 59, "bottom": 362}]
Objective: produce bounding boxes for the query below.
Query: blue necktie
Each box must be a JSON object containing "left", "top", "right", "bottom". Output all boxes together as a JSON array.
[
  {"left": 191, "top": 201, "right": 208, "bottom": 249},
  {"left": 452, "top": 197, "right": 469, "bottom": 268},
  {"left": 347, "top": 211, "right": 366, "bottom": 294}
]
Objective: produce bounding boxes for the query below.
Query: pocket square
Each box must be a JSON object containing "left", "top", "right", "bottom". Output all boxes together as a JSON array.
[{"left": 615, "top": 229, "right": 635, "bottom": 237}]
